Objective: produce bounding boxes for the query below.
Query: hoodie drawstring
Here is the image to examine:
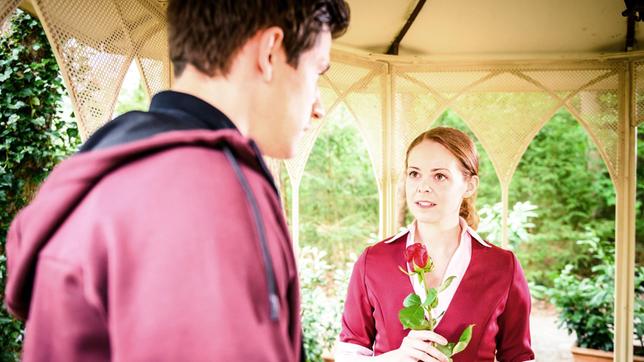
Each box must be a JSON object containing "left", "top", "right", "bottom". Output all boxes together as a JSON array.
[{"left": 222, "top": 145, "right": 280, "bottom": 321}]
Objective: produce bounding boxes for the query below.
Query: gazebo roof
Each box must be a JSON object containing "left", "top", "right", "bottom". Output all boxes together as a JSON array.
[
  {"left": 338, "top": 0, "right": 638, "bottom": 56},
  {"left": 11, "top": 0, "right": 642, "bottom": 57}
]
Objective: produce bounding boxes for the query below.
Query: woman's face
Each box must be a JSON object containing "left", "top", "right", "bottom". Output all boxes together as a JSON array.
[{"left": 405, "top": 140, "right": 478, "bottom": 226}]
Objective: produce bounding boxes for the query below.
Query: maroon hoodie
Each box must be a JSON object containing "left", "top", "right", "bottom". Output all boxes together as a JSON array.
[{"left": 4, "top": 129, "right": 301, "bottom": 361}]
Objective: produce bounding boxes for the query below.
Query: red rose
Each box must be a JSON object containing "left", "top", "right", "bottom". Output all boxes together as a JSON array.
[{"left": 404, "top": 243, "right": 429, "bottom": 269}]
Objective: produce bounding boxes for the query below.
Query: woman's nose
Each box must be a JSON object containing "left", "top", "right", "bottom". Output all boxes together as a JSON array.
[{"left": 417, "top": 181, "right": 432, "bottom": 193}]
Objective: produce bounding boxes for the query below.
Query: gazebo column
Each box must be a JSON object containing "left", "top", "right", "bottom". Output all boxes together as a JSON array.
[
  {"left": 614, "top": 64, "right": 636, "bottom": 362},
  {"left": 380, "top": 66, "right": 397, "bottom": 238},
  {"left": 0, "top": 0, "right": 20, "bottom": 26},
  {"left": 500, "top": 185, "right": 510, "bottom": 249},
  {"left": 291, "top": 183, "right": 301, "bottom": 255}
]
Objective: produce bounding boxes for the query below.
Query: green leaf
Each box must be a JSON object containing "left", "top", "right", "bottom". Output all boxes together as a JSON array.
[
  {"left": 31, "top": 116, "right": 45, "bottom": 127},
  {"left": 422, "top": 288, "right": 438, "bottom": 308},
  {"left": 399, "top": 305, "right": 426, "bottom": 330},
  {"left": 434, "top": 342, "right": 456, "bottom": 356},
  {"left": 439, "top": 275, "right": 456, "bottom": 292},
  {"left": 452, "top": 324, "right": 475, "bottom": 355},
  {"left": 403, "top": 293, "right": 421, "bottom": 308}
]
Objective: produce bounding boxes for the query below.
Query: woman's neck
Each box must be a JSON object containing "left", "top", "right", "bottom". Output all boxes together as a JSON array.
[{"left": 415, "top": 217, "right": 461, "bottom": 254}]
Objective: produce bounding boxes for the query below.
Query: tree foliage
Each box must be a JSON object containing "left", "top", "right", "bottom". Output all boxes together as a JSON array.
[
  {"left": 0, "top": 11, "right": 80, "bottom": 361},
  {"left": 295, "top": 104, "right": 380, "bottom": 264}
]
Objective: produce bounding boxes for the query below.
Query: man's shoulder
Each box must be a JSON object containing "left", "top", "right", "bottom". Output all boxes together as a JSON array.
[
  {"left": 80, "top": 109, "right": 187, "bottom": 152},
  {"left": 98, "top": 144, "right": 230, "bottom": 192}
]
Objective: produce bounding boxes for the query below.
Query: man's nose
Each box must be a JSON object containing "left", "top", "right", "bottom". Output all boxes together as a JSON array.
[{"left": 311, "top": 89, "right": 325, "bottom": 120}]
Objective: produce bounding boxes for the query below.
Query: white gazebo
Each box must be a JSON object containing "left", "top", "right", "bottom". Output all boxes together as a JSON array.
[{"left": 1, "top": 1, "right": 640, "bottom": 360}]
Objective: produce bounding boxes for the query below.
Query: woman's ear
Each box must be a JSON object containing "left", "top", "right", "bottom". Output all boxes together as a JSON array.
[
  {"left": 257, "top": 27, "right": 284, "bottom": 82},
  {"left": 464, "top": 175, "right": 479, "bottom": 198}
]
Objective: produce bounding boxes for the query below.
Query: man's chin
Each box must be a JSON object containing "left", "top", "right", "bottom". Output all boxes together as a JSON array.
[{"left": 263, "top": 145, "right": 296, "bottom": 160}]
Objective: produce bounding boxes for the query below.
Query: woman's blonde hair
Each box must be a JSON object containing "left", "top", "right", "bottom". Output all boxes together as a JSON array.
[{"left": 402, "top": 126, "right": 480, "bottom": 229}]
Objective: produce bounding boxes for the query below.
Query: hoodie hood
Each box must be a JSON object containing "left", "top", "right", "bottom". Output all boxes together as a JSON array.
[{"left": 4, "top": 129, "right": 262, "bottom": 320}]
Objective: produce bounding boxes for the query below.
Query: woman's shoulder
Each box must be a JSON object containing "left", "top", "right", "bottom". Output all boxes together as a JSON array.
[
  {"left": 367, "top": 229, "right": 409, "bottom": 251},
  {"left": 355, "top": 229, "right": 409, "bottom": 265},
  {"left": 472, "top": 240, "right": 520, "bottom": 272}
]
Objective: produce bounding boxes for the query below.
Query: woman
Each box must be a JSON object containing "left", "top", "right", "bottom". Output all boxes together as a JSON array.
[{"left": 335, "top": 127, "right": 534, "bottom": 362}]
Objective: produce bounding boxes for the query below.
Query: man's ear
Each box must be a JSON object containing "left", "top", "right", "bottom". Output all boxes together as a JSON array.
[
  {"left": 257, "top": 27, "right": 284, "bottom": 82},
  {"left": 464, "top": 175, "right": 479, "bottom": 198}
]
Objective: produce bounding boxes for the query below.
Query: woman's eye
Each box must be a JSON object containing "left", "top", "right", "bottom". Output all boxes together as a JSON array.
[
  {"left": 435, "top": 173, "right": 447, "bottom": 181},
  {"left": 408, "top": 171, "right": 419, "bottom": 177}
]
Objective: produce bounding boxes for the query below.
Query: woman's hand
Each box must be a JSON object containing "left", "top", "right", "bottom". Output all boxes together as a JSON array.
[{"left": 376, "top": 330, "right": 449, "bottom": 362}]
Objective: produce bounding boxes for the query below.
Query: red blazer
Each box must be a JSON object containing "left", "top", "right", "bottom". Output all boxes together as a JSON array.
[{"left": 339, "top": 233, "right": 534, "bottom": 361}]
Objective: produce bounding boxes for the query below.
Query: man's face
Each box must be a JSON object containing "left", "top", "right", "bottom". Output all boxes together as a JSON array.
[{"left": 258, "top": 30, "right": 332, "bottom": 159}]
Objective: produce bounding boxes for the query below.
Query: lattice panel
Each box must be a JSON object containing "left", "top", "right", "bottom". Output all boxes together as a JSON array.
[
  {"left": 391, "top": 74, "right": 443, "bottom": 181},
  {"left": 450, "top": 71, "right": 560, "bottom": 187},
  {"left": 284, "top": 58, "right": 386, "bottom": 190},
  {"left": 523, "top": 69, "right": 613, "bottom": 100},
  {"left": 0, "top": 0, "right": 19, "bottom": 28},
  {"left": 31, "top": 0, "right": 169, "bottom": 139},
  {"left": 343, "top": 73, "right": 385, "bottom": 185},
  {"left": 283, "top": 105, "right": 328, "bottom": 189},
  {"left": 634, "top": 62, "right": 644, "bottom": 127},
  {"left": 404, "top": 71, "right": 490, "bottom": 100},
  {"left": 565, "top": 72, "right": 620, "bottom": 180},
  {"left": 324, "top": 60, "right": 372, "bottom": 96},
  {"left": 33, "top": 0, "right": 132, "bottom": 138},
  {"left": 111, "top": 0, "right": 169, "bottom": 96},
  {"left": 283, "top": 77, "right": 342, "bottom": 188}
]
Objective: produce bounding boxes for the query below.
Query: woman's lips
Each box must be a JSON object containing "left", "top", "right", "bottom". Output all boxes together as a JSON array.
[{"left": 415, "top": 201, "right": 436, "bottom": 208}]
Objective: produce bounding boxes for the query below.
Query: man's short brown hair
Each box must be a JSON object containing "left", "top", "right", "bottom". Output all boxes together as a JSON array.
[{"left": 167, "top": 0, "right": 350, "bottom": 78}]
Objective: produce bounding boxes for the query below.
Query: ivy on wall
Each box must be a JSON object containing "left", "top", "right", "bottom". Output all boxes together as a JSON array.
[{"left": 0, "top": 11, "right": 80, "bottom": 361}]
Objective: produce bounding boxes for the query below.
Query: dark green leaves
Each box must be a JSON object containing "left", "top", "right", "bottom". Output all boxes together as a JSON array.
[
  {"left": 1, "top": 10, "right": 81, "bottom": 362},
  {"left": 399, "top": 293, "right": 426, "bottom": 330}
]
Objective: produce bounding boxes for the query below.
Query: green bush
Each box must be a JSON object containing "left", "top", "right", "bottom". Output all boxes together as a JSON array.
[
  {"left": 296, "top": 105, "right": 379, "bottom": 264},
  {"left": 510, "top": 109, "right": 618, "bottom": 288},
  {"left": 477, "top": 201, "right": 538, "bottom": 249},
  {"left": 299, "top": 246, "right": 352, "bottom": 361},
  {"left": 1, "top": 11, "right": 80, "bottom": 361},
  {"left": 549, "top": 233, "right": 644, "bottom": 353}
]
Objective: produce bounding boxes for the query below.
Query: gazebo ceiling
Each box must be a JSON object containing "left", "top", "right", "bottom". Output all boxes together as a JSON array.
[
  {"left": 338, "top": 0, "right": 637, "bottom": 56},
  {"left": 13, "top": 0, "right": 642, "bottom": 57}
]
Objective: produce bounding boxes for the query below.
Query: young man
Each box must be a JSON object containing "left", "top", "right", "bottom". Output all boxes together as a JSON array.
[{"left": 4, "top": 1, "right": 349, "bottom": 360}]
